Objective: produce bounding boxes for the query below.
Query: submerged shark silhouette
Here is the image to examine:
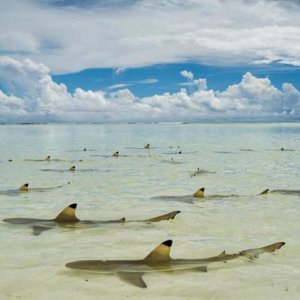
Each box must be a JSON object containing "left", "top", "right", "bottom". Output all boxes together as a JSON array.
[
  {"left": 152, "top": 187, "right": 269, "bottom": 203},
  {"left": 152, "top": 187, "right": 239, "bottom": 203},
  {"left": 0, "top": 182, "right": 69, "bottom": 196},
  {"left": 3, "top": 204, "right": 180, "bottom": 235},
  {"left": 66, "top": 239, "right": 285, "bottom": 288},
  {"left": 259, "top": 188, "right": 300, "bottom": 196}
]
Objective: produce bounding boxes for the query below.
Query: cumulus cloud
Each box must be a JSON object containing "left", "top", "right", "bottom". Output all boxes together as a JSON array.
[
  {"left": 1, "top": 0, "right": 300, "bottom": 73},
  {"left": 0, "top": 57, "right": 300, "bottom": 122}
]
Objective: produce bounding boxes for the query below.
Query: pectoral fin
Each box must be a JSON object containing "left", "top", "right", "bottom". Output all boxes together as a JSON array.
[
  {"left": 194, "top": 266, "right": 208, "bottom": 272},
  {"left": 32, "top": 225, "right": 52, "bottom": 236},
  {"left": 117, "top": 272, "right": 147, "bottom": 288}
]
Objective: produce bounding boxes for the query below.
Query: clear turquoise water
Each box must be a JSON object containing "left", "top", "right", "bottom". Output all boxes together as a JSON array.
[{"left": 0, "top": 123, "right": 299, "bottom": 299}]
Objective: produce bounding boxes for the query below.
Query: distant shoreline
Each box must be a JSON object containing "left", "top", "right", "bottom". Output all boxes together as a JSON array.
[{"left": 1, "top": 120, "right": 300, "bottom": 126}]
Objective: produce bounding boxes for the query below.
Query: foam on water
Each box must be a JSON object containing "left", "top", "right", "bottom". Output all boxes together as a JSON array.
[{"left": 0, "top": 123, "right": 299, "bottom": 299}]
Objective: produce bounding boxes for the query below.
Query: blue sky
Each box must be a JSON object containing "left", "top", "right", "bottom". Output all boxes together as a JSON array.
[
  {"left": 1, "top": 0, "right": 300, "bottom": 122},
  {"left": 53, "top": 63, "right": 300, "bottom": 98}
]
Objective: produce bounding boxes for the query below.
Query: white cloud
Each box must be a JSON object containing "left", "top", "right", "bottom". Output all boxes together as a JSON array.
[
  {"left": 180, "top": 70, "right": 194, "bottom": 80},
  {"left": 108, "top": 83, "right": 132, "bottom": 90},
  {"left": 1, "top": 0, "right": 300, "bottom": 73},
  {"left": 0, "top": 57, "right": 300, "bottom": 122}
]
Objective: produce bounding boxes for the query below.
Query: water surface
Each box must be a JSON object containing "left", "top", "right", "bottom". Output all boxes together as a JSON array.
[{"left": 0, "top": 123, "right": 299, "bottom": 299}]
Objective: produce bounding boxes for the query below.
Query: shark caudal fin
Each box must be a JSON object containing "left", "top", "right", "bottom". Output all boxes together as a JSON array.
[
  {"left": 145, "top": 211, "right": 181, "bottom": 223},
  {"left": 19, "top": 183, "right": 29, "bottom": 191},
  {"left": 239, "top": 242, "right": 285, "bottom": 259},
  {"left": 258, "top": 189, "right": 269, "bottom": 195},
  {"left": 260, "top": 242, "right": 286, "bottom": 253},
  {"left": 193, "top": 187, "right": 205, "bottom": 198},
  {"left": 69, "top": 166, "right": 76, "bottom": 171},
  {"left": 144, "top": 144, "right": 150, "bottom": 149},
  {"left": 54, "top": 203, "right": 79, "bottom": 222},
  {"left": 112, "top": 151, "right": 119, "bottom": 157},
  {"left": 144, "top": 240, "right": 172, "bottom": 263}
]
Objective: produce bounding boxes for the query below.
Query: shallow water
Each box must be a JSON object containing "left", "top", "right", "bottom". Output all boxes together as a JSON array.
[{"left": 0, "top": 123, "right": 299, "bottom": 300}]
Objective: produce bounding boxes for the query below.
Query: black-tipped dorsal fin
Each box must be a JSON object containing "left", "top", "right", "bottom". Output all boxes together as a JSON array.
[
  {"left": 144, "top": 240, "right": 172, "bottom": 262},
  {"left": 193, "top": 187, "right": 205, "bottom": 198},
  {"left": 19, "top": 183, "right": 29, "bottom": 191},
  {"left": 118, "top": 272, "right": 147, "bottom": 288},
  {"left": 54, "top": 203, "right": 79, "bottom": 222}
]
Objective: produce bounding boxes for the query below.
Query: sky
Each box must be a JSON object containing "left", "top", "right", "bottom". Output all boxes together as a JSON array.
[{"left": 1, "top": 0, "right": 300, "bottom": 122}]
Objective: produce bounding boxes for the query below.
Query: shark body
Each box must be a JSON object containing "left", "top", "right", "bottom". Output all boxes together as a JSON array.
[
  {"left": 66, "top": 240, "right": 285, "bottom": 288},
  {"left": 0, "top": 183, "right": 69, "bottom": 196},
  {"left": 259, "top": 188, "right": 300, "bottom": 196},
  {"left": 3, "top": 204, "right": 180, "bottom": 235}
]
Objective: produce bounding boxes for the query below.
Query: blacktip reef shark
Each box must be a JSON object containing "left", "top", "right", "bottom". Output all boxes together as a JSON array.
[
  {"left": 3, "top": 203, "right": 181, "bottom": 236},
  {"left": 259, "top": 188, "right": 300, "bottom": 196},
  {"left": 0, "top": 182, "right": 70, "bottom": 196},
  {"left": 152, "top": 187, "right": 268, "bottom": 203},
  {"left": 41, "top": 165, "right": 97, "bottom": 172},
  {"left": 190, "top": 168, "right": 216, "bottom": 177},
  {"left": 65, "top": 239, "right": 285, "bottom": 288},
  {"left": 25, "top": 155, "right": 51, "bottom": 162}
]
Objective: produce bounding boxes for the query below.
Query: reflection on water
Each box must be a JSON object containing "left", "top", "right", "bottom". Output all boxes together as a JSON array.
[{"left": 0, "top": 123, "right": 299, "bottom": 299}]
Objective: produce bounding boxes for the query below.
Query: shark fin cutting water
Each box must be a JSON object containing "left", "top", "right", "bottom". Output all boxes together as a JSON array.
[
  {"left": 3, "top": 204, "right": 180, "bottom": 235},
  {"left": 65, "top": 239, "right": 285, "bottom": 288}
]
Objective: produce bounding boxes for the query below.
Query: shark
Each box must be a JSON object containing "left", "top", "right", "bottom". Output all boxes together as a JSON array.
[
  {"left": 152, "top": 187, "right": 269, "bottom": 203},
  {"left": 65, "top": 239, "right": 285, "bottom": 288},
  {"left": 0, "top": 182, "right": 69, "bottom": 196},
  {"left": 190, "top": 168, "right": 216, "bottom": 177},
  {"left": 3, "top": 204, "right": 180, "bottom": 236},
  {"left": 258, "top": 188, "right": 300, "bottom": 196}
]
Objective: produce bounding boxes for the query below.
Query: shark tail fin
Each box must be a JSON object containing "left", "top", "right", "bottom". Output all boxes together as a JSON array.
[
  {"left": 144, "top": 240, "right": 172, "bottom": 263},
  {"left": 239, "top": 242, "right": 285, "bottom": 259},
  {"left": 258, "top": 189, "right": 269, "bottom": 195},
  {"left": 261, "top": 242, "right": 286, "bottom": 253},
  {"left": 145, "top": 211, "right": 181, "bottom": 223},
  {"left": 54, "top": 203, "right": 79, "bottom": 222},
  {"left": 193, "top": 187, "right": 205, "bottom": 198},
  {"left": 19, "top": 183, "right": 29, "bottom": 191}
]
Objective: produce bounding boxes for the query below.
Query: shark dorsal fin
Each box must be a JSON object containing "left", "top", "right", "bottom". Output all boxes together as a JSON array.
[
  {"left": 54, "top": 203, "right": 79, "bottom": 222},
  {"left": 112, "top": 151, "right": 119, "bottom": 157},
  {"left": 259, "top": 189, "right": 269, "bottom": 195},
  {"left": 69, "top": 166, "right": 76, "bottom": 171},
  {"left": 193, "top": 187, "right": 205, "bottom": 198},
  {"left": 144, "top": 240, "right": 172, "bottom": 262},
  {"left": 19, "top": 183, "right": 29, "bottom": 191}
]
